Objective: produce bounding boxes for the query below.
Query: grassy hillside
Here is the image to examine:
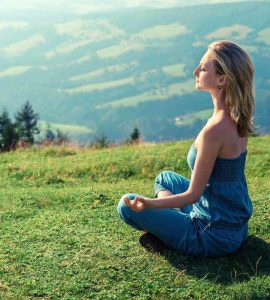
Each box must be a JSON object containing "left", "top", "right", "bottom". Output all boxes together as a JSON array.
[{"left": 0, "top": 136, "right": 269, "bottom": 299}]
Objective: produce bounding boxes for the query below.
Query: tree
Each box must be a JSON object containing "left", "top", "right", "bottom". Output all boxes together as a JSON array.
[
  {"left": 15, "top": 101, "right": 39, "bottom": 144},
  {"left": 130, "top": 127, "right": 140, "bottom": 144},
  {"left": 91, "top": 134, "right": 110, "bottom": 149},
  {"left": 55, "top": 128, "right": 69, "bottom": 144},
  {"left": 0, "top": 109, "right": 19, "bottom": 151},
  {"left": 44, "top": 123, "right": 55, "bottom": 142}
]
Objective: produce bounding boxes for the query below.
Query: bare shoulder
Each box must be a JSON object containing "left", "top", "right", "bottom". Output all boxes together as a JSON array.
[
  {"left": 195, "top": 112, "right": 230, "bottom": 149},
  {"left": 202, "top": 116, "right": 227, "bottom": 141}
]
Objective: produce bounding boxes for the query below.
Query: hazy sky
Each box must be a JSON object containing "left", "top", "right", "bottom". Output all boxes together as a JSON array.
[{"left": 0, "top": 0, "right": 258, "bottom": 14}]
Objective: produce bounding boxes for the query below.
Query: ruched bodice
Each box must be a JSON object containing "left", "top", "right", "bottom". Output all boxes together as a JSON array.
[{"left": 187, "top": 143, "right": 253, "bottom": 228}]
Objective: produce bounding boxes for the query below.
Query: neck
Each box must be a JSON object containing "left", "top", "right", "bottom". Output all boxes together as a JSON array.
[{"left": 211, "top": 91, "right": 226, "bottom": 116}]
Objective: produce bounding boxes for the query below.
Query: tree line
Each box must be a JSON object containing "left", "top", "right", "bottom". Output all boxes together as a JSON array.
[
  {"left": 0, "top": 101, "right": 141, "bottom": 152},
  {"left": 0, "top": 101, "right": 69, "bottom": 152}
]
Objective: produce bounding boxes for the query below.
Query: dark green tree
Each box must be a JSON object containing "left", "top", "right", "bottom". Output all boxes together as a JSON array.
[
  {"left": 91, "top": 134, "right": 110, "bottom": 149},
  {"left": 44, "top": 123, "right": 55, "bottom": 142},
  {"left": 130, "top": 127, "right": 140, "bottom": 144},
  {"left": 0, "top": 109, "right": 19, "bottom": 151},
  {"left": 15, "top": 101, "right": 39, "bottom": 144},
  {"left": 55, "top": 128, "right": 69, "bottom": 144}
]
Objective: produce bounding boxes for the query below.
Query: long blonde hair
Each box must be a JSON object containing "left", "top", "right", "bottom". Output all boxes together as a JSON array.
[{"left": 208, "top": 40, "right": 255, "bottom": 137}]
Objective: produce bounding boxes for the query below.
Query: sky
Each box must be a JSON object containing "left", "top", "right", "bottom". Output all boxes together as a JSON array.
[{"left": 0, "top": 0, "right": 259, "bottom": 15}]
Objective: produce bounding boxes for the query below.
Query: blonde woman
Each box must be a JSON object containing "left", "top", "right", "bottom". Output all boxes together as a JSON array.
[{"left": 117, "top": 40, "right": 255, "bottom": 257}]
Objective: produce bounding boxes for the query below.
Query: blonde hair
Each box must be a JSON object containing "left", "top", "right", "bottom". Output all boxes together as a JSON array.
[{"left": 208, "top": 40, "right": 255, "bottom": 137}]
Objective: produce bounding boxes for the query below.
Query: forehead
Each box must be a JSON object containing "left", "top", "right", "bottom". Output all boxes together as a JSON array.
[{"left": 200, "top": 50, "right": 216, "bottom": 65}]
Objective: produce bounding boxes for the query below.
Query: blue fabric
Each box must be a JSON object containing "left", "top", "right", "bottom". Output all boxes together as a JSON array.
[{"left": 117, "top": 143, "right": 252, "bottom": 257}]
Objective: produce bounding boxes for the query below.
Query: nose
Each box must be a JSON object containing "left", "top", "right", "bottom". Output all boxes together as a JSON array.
[{"left": 193, "top": 66, "right": 199, "bottom": 77}]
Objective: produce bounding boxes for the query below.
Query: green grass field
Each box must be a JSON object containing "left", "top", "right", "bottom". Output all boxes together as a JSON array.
[{"left": 0, "top": 136, "right": 269, "bottom": 299}]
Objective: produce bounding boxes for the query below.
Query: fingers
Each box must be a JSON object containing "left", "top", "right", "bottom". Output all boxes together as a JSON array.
[
  {"left": 124, "top": 196, "right": 140, "bottom": 212},
  {"left": 124, "top": 196, "right": 131, "bottom": 208}
]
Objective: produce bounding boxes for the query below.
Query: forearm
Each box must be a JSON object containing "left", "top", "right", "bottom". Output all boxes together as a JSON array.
[{"left": 144, "top": 190, "right": 197, "bottom": 209}]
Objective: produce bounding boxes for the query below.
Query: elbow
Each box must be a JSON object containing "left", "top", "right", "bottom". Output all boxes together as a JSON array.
[{"left": 187, "top": 189, "right": 202, "bottom": 204}]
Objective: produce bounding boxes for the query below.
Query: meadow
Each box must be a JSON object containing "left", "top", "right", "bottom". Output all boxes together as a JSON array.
[{"left": 0, "top": 136, "right": 269, "bottom": 299}]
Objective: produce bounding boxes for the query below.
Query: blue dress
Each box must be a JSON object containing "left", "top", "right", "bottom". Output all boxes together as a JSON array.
[{"left": 117, "top": 142, "right": 253, "bottom": 257}]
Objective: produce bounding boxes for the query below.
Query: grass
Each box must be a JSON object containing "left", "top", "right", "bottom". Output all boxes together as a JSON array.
[
  {"left": 0, "top": 66, "right": 33, "bottom": 78},
  {"left": 175, "top": 109, "right": 213, "bottom": 126},
  {"left": 0, "top": 136, "right": 269, "bottom": 299},
  {"left": 0, "top": 21, "right": 28, "bottom": 31},
  {"left": 96, "top": 79, "right": 194, "bottom": 108},
  {"left": 3, "top": 35, "right": 46, "bottom": 58},
  {"left": 162, "top": 63, "right": 186, "bottom": 77},
  {"left": 96, "top": 42, "right": 146, "bottom": 59},
  {"left": 69, "top": 63, "right": 132, "bottom": 82},
  {"left": 205, "top": 24, "right": 253, "bottom": 40},
  {"left": 64, "top": 77, "right": 134, "bottom": 94},
  {"left": 38, "top": 121, "right": 93, "bottom": 136},
  {"left": 45, "top": 40, "right": 92, "bottom": 60},
  {"left": 96, "top": 23, "right": 188, "bottom": 59},
  {"left": 133, "top": 23, "right": 189, "bottom": 40},
  {"left": 257, "top": 28, "right": 270, "bottom": 46}
]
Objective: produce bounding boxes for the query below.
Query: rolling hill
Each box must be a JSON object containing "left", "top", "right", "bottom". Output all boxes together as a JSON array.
[{"left": 0, "top": 1, "right": 269, "bottom": 141}]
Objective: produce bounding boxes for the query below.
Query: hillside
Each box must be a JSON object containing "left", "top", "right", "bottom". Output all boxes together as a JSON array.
[
  {"left": 0, "top": 1, "right": 269, "bottom": 141},
  {"left": 0, "top": 136, "right": 269, "bottom": 298}
]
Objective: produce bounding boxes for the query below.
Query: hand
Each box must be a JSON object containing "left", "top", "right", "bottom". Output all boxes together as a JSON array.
[{"left": 124, "top": 195, "right": 146, "bottom": 212}]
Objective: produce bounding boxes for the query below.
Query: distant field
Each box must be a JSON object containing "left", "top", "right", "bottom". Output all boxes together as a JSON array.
[
  {"left": 97, "top": 23, "right": 189, "bottom": 59},
  {"left": 45, "top": 40, "right": 92, "bottom": 59},
  {"left": 162, "top": 63, "right": 186, "bottom": 77},
  {"left": 257, "top": 28, "right": 270, "bottom": 46},
  {"left": 0, "top": 66, "right": 32, "bottom": 78},
  {"left": 133, "top": 22, "right": 189, "bottom": 40},
  {"left": 96, "top": 79, "right": 194, "bottom": 108},
  {"left": 3, "top": 35, "right": 46, "bottom": 58},
  {"left": 64, "top": 77, "right": 134, "bottom": 94},
  {"left": 175, "top": 108, "right": 213, "bottom": 126},
  {"left": 39, "top": 121, "right": 93, "bottom": 136},
  {"left": 0, "top": 21, "right": 29, "bottom": 31},
  {"left": 96, "top": 42, "right": 146, "bottom": 59},
  {"left": 205, "top": 24, "right": 253, "bottom": 40},
  {"left": 55, "top": 19, "right": 125, "bottom": 40},
  {"left": 69, "top": 63, "right": 133, "bottom": 82}
]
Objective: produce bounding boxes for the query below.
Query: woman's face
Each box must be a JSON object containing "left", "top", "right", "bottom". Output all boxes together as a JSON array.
[{"left": 193, "top": 50, "right": 221, "bottom": 93}]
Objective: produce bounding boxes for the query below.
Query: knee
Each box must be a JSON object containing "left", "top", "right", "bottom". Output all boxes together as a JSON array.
[
  {"left": 155, "top": 170, "right": 173, "bottom": 184},
  {"left": 156, "top": 170, "right": 174, "bottom": 179}
]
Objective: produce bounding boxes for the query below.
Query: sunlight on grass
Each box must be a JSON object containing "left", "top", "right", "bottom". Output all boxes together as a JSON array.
[
  {"left": 69, "top": 54, "right": 92, "bottom": 65},
  {"left": 205, "top": 24, "right": 253, "bottom": 40},
  {"left": 64, "top": 77, "right": 134, "bottom": 94},
  {"left": 133, "top": 23, "right": 189, "bottom": 40},
  {"left": 96, "top": 23, "right": 188, "bottom": 59},
  {"left": 257, "top": 28, "right": 270, "bottom": 46},
  {"left": 3, "top": 35, "right": 46, "bottom": 57},
  {"left": 55, "top": 19, "right": 125, "bottom": 39},
  {"left": 69, "top": 63, "right": 136, "bottom": 82},
  {"left": 39, "top": 121, "right": 93, "bottom": 135},
  {"left": 96, "top": 79, "right": 194, "bottom": 108},
  {"left": 0, "top": 66, "right": 33, "bottom": 78},
  {"left": 45, "top": 39, "right": 92, "bottom": 59},
  {"left": 162, "top": 64, "right": 186, "bottom": 77},
  {"left": 0, "top": 21, "right": 29, "bottom": 31},
  {"left": 45, "top": 19, "right": 126, "bottom": 59},
  {"left": 0, "top": 137, "right": 269, "bottom": 298},
  {"left": 175, "top": 109, "right": 213, "bottom": 126},
  {"left": 96, "top": 42, "right": 146, "bottom": 59}
]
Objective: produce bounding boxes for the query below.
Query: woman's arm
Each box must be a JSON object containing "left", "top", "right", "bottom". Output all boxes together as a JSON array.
[{"left": 125, "top": 125, "right": 222, "bottom": 212}]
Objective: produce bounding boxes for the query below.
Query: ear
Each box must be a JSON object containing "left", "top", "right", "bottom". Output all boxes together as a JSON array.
[{"left": 218, "top": 74, "right": 227, "bottom": 88}]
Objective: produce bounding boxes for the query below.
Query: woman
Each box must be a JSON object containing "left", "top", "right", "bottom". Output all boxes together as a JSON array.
[{"left": 117, "top": 40, "right": 255, "bottom": 257}]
